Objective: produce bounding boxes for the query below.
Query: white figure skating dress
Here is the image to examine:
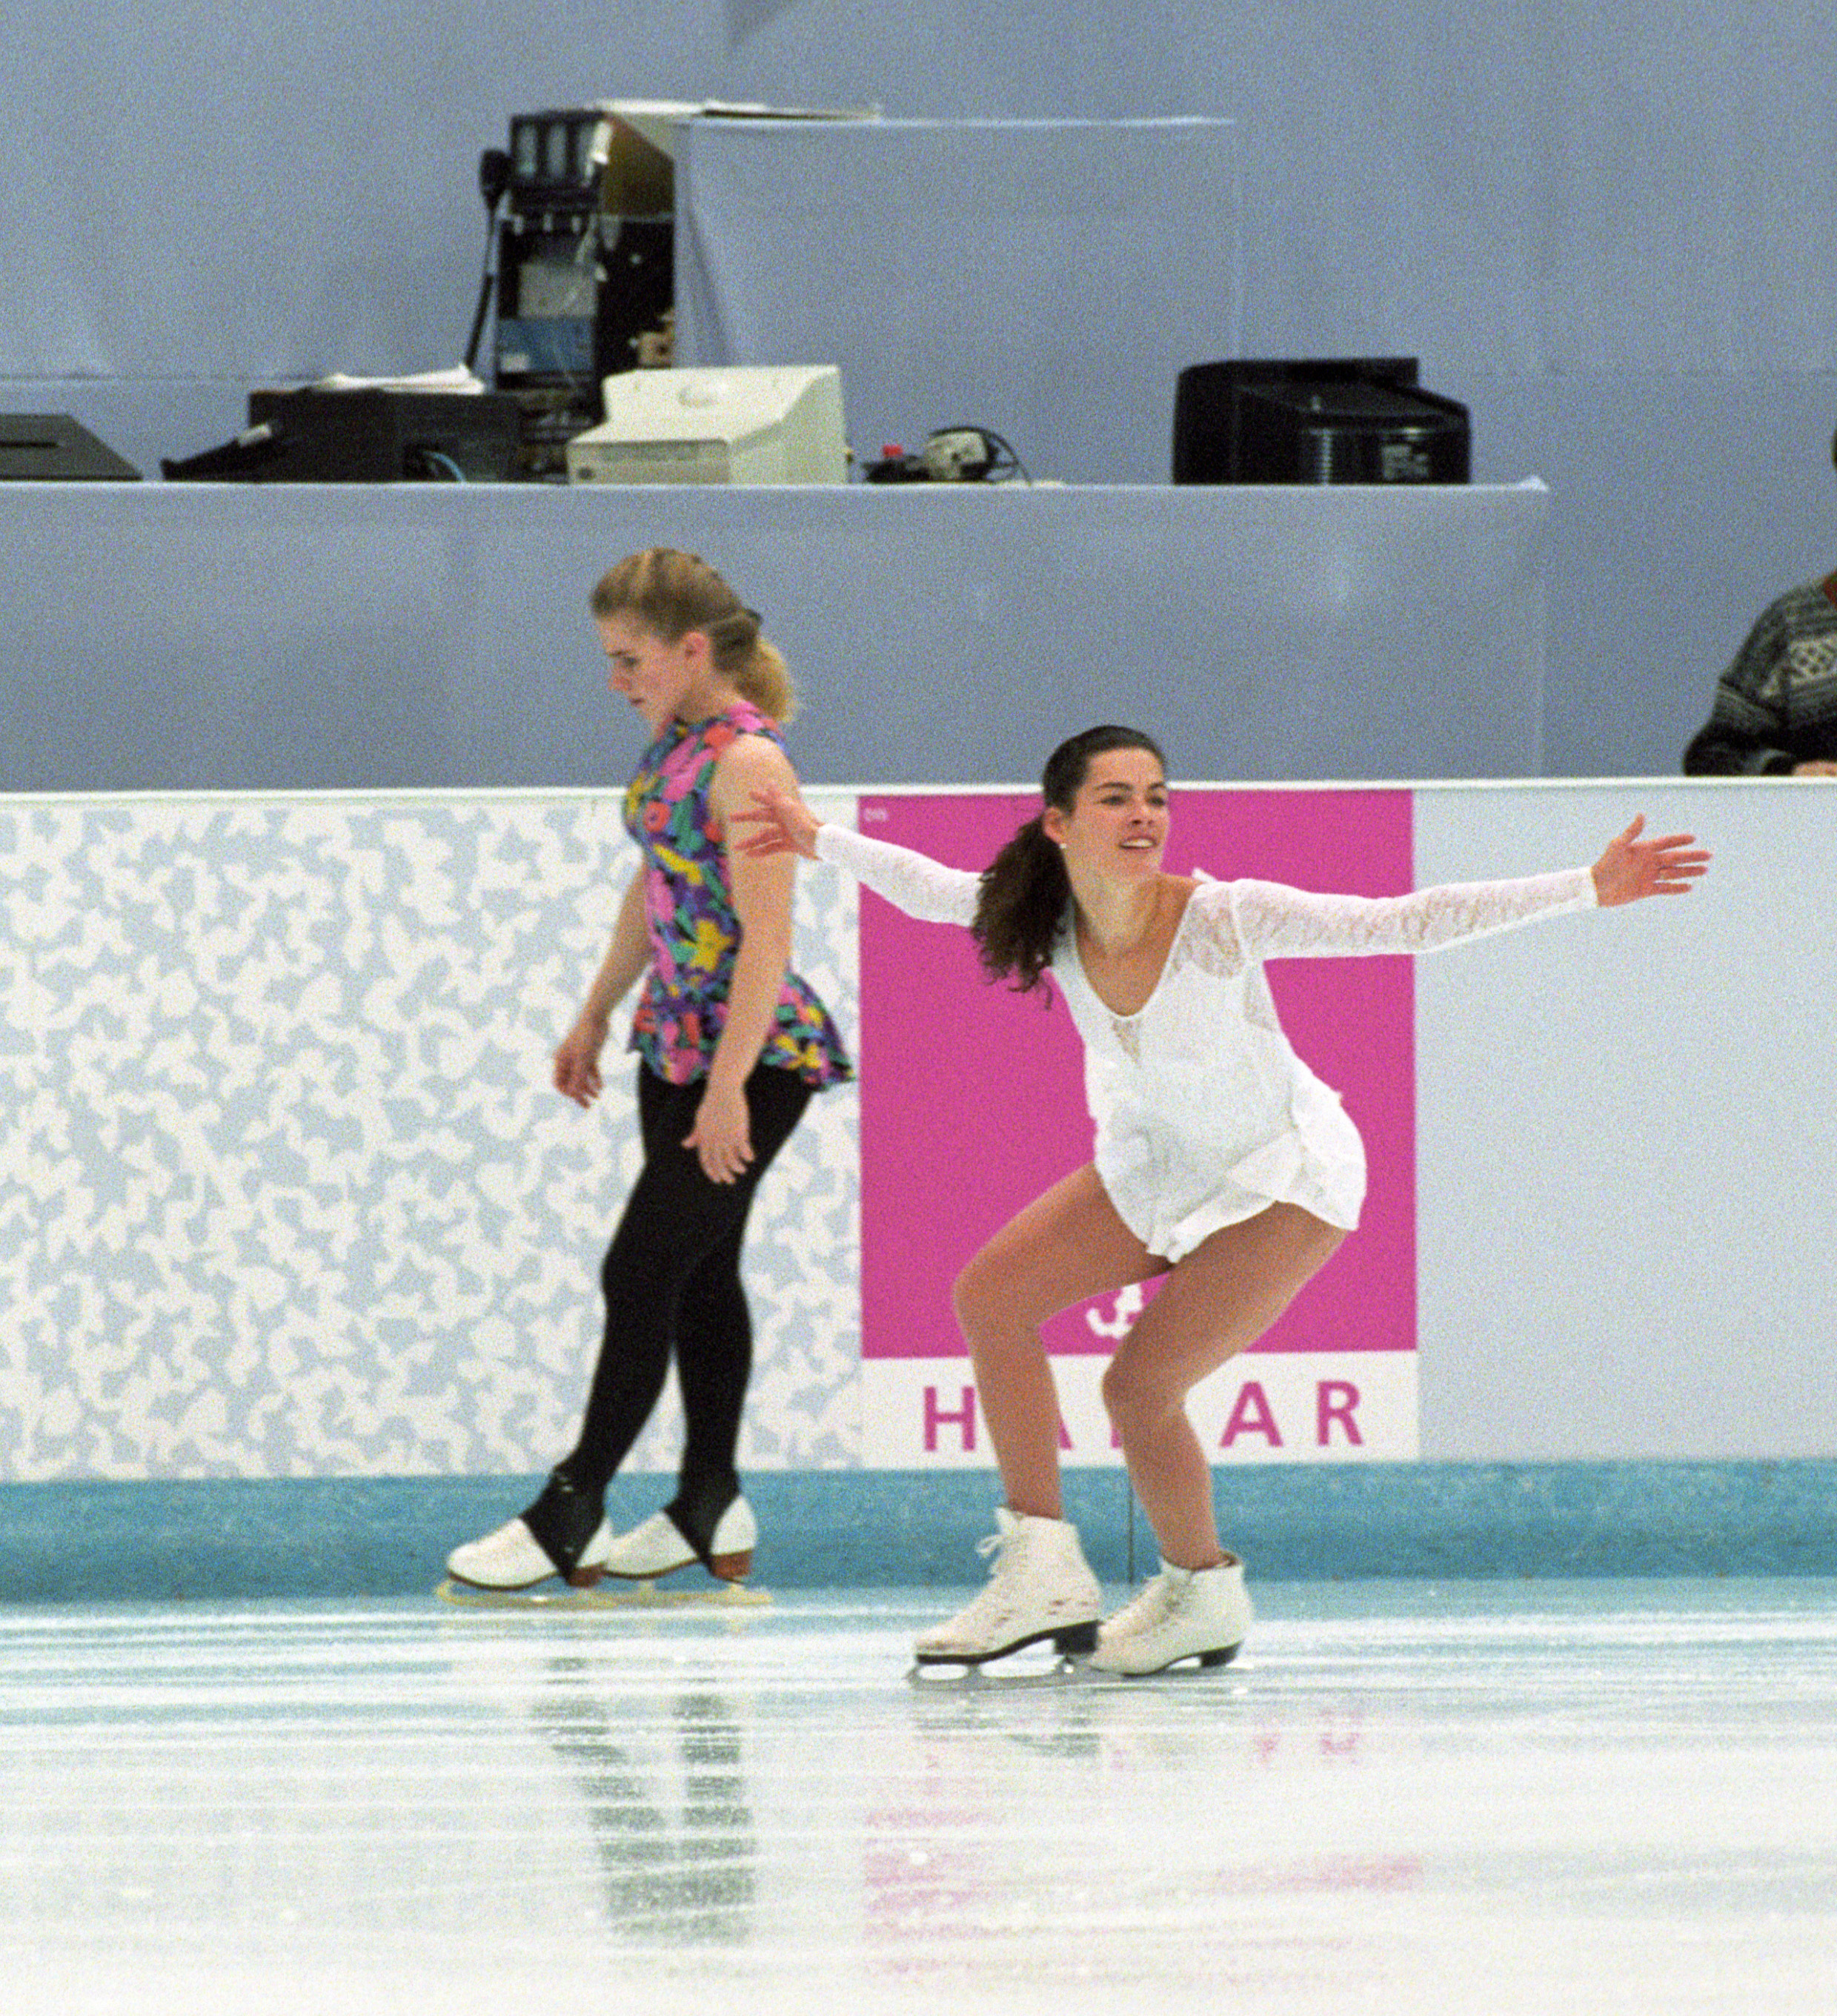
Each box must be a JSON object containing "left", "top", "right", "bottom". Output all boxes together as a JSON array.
[{"left": 814, "top": 823, "right": 1595, "bottom": 1260}]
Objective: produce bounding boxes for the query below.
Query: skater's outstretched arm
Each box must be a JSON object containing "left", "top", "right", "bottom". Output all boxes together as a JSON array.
[
  {"left": 554, "top": 872, "right": 650, "bottom": 1109},
  {"left": 738, "top": 786, "right": 981, "bottom": 926},
  {"left": 1224, "top": 817, "right": 1710, "bottom": 964}
]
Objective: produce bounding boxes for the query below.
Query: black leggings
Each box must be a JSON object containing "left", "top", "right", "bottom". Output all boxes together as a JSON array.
[{"left": 524, "top": 1061, "right": 813, "bottom": 1572}]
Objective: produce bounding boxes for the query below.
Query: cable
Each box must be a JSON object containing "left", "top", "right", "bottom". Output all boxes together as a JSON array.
[
  {"left": 975, "top": 428, "right": 1032, "bottom": 485},
  {"left": 464, "top": 148, "right": 513, "bottom": 371}
]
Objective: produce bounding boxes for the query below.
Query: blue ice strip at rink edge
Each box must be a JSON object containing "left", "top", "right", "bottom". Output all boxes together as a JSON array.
[{"left": 0, "top": 1459, "right": 1833, "bottom": 1603}]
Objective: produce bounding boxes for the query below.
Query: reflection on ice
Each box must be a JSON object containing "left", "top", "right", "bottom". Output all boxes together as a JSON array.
[{"left": 0, "top": 1580, "right": 1834, "bottom": 2015}]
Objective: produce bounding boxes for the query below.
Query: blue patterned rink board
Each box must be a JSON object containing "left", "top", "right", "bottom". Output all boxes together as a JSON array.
[
  {"left": 0, "top": 790, "right": 862, "bottom": 1485},
  {"left": 1, "top": 1579, "right": 1834, "bottom": 2016}
]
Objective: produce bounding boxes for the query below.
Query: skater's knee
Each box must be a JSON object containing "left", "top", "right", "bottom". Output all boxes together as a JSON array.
[
  {"left": 1099, "top": 1354, "right": 1139, "bottom": 1429},
  {"left": 951, "top": 1247, "right": 1052, "bottom": 1348},
  {"left": 601, "top": 1219, "right": 694, "bottom": 1307},
  {"left": 1100, "top": 1353, "right": 1180, "bottom": 1439},
  {"left": 950, "top": 1249, "right": 1002, "bottom": 1339}
]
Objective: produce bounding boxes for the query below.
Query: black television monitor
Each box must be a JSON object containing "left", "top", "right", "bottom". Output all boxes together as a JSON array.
[{"left": 1172, "top": 357, "right": 1469, "bottom": 485}]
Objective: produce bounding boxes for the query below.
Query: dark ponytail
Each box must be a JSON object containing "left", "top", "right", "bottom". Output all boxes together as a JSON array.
[
  {"left": 971, "top": 724, "right": 1167, "bottom": 992},
  {"left": 971, "top": 816, "right": 1069, "bottom": 992}
]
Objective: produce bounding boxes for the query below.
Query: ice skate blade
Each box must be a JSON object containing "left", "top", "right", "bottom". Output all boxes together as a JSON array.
[
  {"left": 436, "top": 1576, "right": 771, "bottom": 1612},
  {"left": 907, "top": 1653, "right": 1089, "bottom": 1689}
]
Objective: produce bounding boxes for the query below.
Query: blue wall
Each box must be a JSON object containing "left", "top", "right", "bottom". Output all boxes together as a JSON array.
[
  {"left": 0, "top": 483, "right": 1550, "bottom": 789},
  {"left": 7, "top": 4, "right": 1837, "bottom": 771}
]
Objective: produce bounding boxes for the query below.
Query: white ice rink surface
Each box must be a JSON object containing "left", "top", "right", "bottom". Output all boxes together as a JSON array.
[{"left": 2, "top": 1580, "right": 1834, "bottom": 2016}]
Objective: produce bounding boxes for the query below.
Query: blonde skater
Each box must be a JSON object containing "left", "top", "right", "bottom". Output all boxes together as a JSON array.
[{"left": 447, "top": 550, "right": 851, "bottom": 1595}]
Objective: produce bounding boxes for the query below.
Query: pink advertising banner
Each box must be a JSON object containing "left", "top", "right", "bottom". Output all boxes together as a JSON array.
[{"left": 854, "top": 787, "right": 1418, "bottom": 1462}]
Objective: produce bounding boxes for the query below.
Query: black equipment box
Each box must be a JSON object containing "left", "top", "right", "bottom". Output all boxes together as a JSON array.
[
  {"left": 162, "top": 389, "right": 522, "bottom": 483},
  {"left": 493, "top": 107, "right": 676, "bottom": 480},
  {"left": 1173, "top": 358, "right": 1469, "bottom": 485},
  {"left": 245, "top": 388, "right": 521, "bottom": 480},
  {"left": 0, "top": 413, "right": 140, "bottom": 480}
]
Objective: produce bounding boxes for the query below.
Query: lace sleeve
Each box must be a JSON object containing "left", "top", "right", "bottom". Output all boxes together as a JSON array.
[
  {"left": 1225, "top": 866, "right": 1598, "bottom": 961},
  {"left": 813, "top": 823, "right": 982, "bottom": 926}
]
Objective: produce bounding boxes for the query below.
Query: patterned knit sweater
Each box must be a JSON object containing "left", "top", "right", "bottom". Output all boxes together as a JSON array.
[{"left": 1683, "top": 574, "right": 1837, "bottom": 775}]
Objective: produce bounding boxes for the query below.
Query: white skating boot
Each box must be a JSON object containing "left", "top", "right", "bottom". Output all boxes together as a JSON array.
[
  {"left": 600, "top": 1496, "right": 759, "bottom": 1582},
  {"left": 1088, "top": 1555, "right": 1252, "bottom": 1675},
  {"left": 445, "top": 1514, "right": 613, "bottom": 1591},
  {"left": 913, "top": 1508, "right": 1102, "bottom": 1667}
]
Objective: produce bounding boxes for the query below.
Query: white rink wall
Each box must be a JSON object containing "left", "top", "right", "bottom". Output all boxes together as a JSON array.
[
  {"left": 1, "top": 778, "right": 1829, "bottom": 1482},
  {"left": 1415, "top": 779, "right": 1837, "bottom": 1462}
]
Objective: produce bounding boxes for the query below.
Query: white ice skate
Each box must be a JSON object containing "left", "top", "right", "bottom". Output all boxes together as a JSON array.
[
  {"left": 913, "top": 1508, "right": 1102, "bottom": 1668},
  {"left": 600, "top": 1496, "right": 759, "bottom": 1584},
  {"left": 1087, "top": 1556, "right": 1251, "bottom": 1676},
  {"left": 442, "top": 1513, "right": 613, "bottom": 1593}
]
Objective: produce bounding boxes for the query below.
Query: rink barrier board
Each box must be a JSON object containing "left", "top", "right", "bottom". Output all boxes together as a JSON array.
[
  {"left": 0, "top": 1459, "right": 1831, "bottom": 1604},
  {"left": 7, "top": 780, "right": 1832, "bottom": 1486}
]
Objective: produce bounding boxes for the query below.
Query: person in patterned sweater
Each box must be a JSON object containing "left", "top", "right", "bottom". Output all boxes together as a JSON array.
[{"left": 1683, "top": 571, "right": 1837, "bottom": 776}]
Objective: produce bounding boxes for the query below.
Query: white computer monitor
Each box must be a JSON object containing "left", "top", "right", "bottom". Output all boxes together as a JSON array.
[{"left": 565, "top": 365, "right": 847, "bottom": 484}]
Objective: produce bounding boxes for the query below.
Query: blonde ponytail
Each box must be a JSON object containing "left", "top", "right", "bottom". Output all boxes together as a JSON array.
[{"left": 737, "top": 635, "right": 796, "bottom": 723}]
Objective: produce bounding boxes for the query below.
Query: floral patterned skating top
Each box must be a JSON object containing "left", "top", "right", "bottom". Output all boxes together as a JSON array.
[{"left": 624, "top": 701, "right": 853, "bottom": 1089}]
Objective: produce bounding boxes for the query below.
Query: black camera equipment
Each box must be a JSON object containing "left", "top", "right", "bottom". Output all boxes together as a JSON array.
[{"left": 491, "top": 108, "right": 675, "bottom": 481}]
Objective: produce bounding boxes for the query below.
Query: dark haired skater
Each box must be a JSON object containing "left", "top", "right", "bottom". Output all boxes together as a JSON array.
[
  {"left": 743, "top": 727, "right": 1707, "bottom": 1672},
  {"left": 448, "top": 550, "right": 851, "bottom": 1595}
]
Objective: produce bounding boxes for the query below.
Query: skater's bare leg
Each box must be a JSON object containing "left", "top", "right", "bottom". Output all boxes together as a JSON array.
[
  {"left": 1101, "top": 1202, "right": 1345, "bottom": 1569},
  {"left": 952, "top": 1165, "right": 1166, "bottom": 1519}
]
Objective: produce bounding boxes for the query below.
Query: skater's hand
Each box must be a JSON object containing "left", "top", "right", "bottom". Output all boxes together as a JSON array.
[
  {"left": 685, "top": 1078, "right": 754, "bottom": 1184},
  {"left": 732, "top": 786, "right": 822, "bottom": 861},
  {"left": 554, "top": 1015, "right": 608, "bottom": 1108},
  {"left": 1589, "top": 815, "right": 1712, "bottom": 906}
]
